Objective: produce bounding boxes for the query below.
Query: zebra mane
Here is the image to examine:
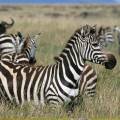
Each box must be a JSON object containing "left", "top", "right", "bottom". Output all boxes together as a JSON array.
[
  {"left": 54, "top": 56, "right": 61, "bottom": 63},
  {"left": 21, "top": 34, "right": 31, "bottom": 53},
  {"left": 54, "top": 25, "right": 97, "bottom": 63},
  {"left": 74, "top": 24, "right": 96, "bottom": 37},
  {"left": 98, "top": 26, "right": 103, "bottom": 35},
  {"left": 23, "top": 35, "right": 30, "bottom": 48}
]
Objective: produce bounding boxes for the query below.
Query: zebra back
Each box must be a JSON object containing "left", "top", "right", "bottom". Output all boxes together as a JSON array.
[
  {"left": 0, "top": 33, "right": 38, "bottom": 64},
  {"left": 0, "top": 32, "right": 25, "bottom": 55}
]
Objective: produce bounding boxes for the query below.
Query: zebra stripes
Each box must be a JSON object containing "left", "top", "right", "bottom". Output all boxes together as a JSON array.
[
  {"left": 54, "top": 57, "right": 97, "bottom": 98},
  {"left": 0, "top": 25, "right": 116, "bottom": 107},
  {"left": 0, "top": 18, "right": 25, "bottom": 55},
  {"left": 79, "top": 64, "right": 97, "bottom": 97},
  {"left": 0, "top": 34, "right": 38, "bottom": 64},
  {"left": 97, "top": 26, "right": 114, "bottom": 48},
  {"left": 0, "top": 32, "right": 24, "bottom": 55}
]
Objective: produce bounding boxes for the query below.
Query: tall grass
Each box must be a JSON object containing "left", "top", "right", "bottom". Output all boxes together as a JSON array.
[{"left": 0, "top": 4, "right": 119, "bottom": 119}]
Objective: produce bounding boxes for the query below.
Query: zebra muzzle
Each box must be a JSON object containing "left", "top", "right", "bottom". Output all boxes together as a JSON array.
[
  {"left": 29, "top": 57, "right": 36, "bottom": 64},
  {"left": 104, "top": 54, "right": 117, "bottom": 69}
]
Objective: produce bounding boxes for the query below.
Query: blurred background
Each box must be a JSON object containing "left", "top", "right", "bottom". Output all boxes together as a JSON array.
[{"left": 0, "top": 0, "right": 120, "bottom": 4}]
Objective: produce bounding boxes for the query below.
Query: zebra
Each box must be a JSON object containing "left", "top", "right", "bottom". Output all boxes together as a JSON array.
[
  {"left": 54, "top": 26, "right": 114, "bottom": 98},
  {"left": 97, "top": 26, "right": 114, "bottom": 48},
  {"left": 0, "top": 33, "right": 39, "bottom": 64},
  {"left": 52, "top": 25, "right": 115, "bottom": 111},
  {"left": 0, "top": 25, "right": 116, "bottom": 108}
]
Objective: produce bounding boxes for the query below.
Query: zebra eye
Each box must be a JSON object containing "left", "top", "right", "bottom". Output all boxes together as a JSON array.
[
  {"left": 92, "top": 43, "right": 98, "bottom": 47},
  {"left": 82, "top": 35, "right": 85, "bottom": 38}
]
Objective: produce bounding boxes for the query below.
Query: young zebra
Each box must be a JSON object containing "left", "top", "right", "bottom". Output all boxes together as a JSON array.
[
  {"left": 0, "top": 34, "right": 38, "bottom": 64},
  {"left": 0, "top": 25, "right": 116, "bottom": 107}
]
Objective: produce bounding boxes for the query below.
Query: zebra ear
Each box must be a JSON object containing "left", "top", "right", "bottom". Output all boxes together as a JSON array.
[
  {"left": 24, "top": 34, "right": 30, "bottom": 48},
  {"left": 80, "top": 25, "right": 89, "bottom": 37},
  {"left": 98, "top": 26, "right": 103, "bottom": 35},
  {"left": 90, "top": 25, "right": 96, "bottom": 35},
  {"left": 33, "top": 32, "right": 41, "bottom": 40},
  {"left": 80, "top": 26, "right": 84, "bottom": 34},
  {"left": 93, "top": 25, "right": 97, "bottom": 29}
]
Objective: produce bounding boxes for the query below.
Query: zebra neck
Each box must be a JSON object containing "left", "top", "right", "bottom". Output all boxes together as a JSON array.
[
  {"left": 55, "top": 39, "right": 85, "bottom": 72},
  {"left": 55, "top": 47, "right": 85, "bottom": 88}
]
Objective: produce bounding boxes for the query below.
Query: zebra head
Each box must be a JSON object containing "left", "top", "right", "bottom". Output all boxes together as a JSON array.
[
  {"left": 78, "top": 25, "right": 116, "bottom": 69},
  {"left": 0, "top": 18, "right": 14, "bottom": 34},
  {"left": 23, "top": 34, "right": 38, "bottom": 64}
]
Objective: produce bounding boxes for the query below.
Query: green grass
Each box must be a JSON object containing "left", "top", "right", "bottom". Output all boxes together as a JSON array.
[{"left": 0, "top": 4, "right": 120, "bottom": 119}]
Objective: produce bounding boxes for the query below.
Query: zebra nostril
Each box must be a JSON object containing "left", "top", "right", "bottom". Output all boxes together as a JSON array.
[
  {"left": 104, "top": 54, "right": 117, "bottom": 69},
  {"left": 29, "top": 57, "right": 36, "bottom": 64}
]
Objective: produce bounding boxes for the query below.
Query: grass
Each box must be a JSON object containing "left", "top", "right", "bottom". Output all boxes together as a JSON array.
[{"left": 0, "top": 4, "right": 120, "bottom": 119}]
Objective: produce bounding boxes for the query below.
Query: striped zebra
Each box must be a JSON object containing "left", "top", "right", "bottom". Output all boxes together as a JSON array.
[
  {"left": 53, "top": 25, "right": 115, "bottom": 110},
  {"left": 54, "top": 26, "right": 114, "bottom": 98},
  {"left": 64, "top": 64, "right": 97, "bottom": 111},
  {"left": 0, "top": 25, "right": 116, "bottom": 107},
  {"left": 54, "top": 55, "right": 97, "bottom": 110},
  {"left": 97, "top": 26, "right": 114, "bottom": 48},
  {"left": 0, "top": 33, "right": 38, "bottom": 64},
  {"left": 54, "top": 55, "right": 97, "bottom": 99}
]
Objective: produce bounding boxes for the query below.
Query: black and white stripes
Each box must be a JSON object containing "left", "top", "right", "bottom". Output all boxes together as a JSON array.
[
  {"left": 0, "top": 19, "right": 25, "bottom": 55},
  {"left": 97, "top": 26, "right": 114, "bottom": 48},
  {"left": 0, "top": 25, "right": 116, "bottom": 107},
  {"left": 0, "top": 34, "right": 37, "bottom": 64},
  {"left": 0, "top": 33, "right": 24, "bottom": 54}
]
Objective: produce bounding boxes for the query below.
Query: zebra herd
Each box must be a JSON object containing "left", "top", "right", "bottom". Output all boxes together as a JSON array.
[{"left": 0, "top": 19, "right": 117, "bottom": 110}]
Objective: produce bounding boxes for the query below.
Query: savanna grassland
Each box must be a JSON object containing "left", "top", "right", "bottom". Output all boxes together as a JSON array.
[{"left": 0, "top": 4, "right": 120, "bottom": 120}]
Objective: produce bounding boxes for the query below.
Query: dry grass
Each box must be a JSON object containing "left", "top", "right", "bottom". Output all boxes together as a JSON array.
[{"left": 0, "top": 4, "right": 120, "bottom": 119}]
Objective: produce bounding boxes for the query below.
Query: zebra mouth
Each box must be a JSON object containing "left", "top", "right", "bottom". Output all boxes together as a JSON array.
[{"left": 104, "top": 54, "right": 117, "bottom": 69}]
